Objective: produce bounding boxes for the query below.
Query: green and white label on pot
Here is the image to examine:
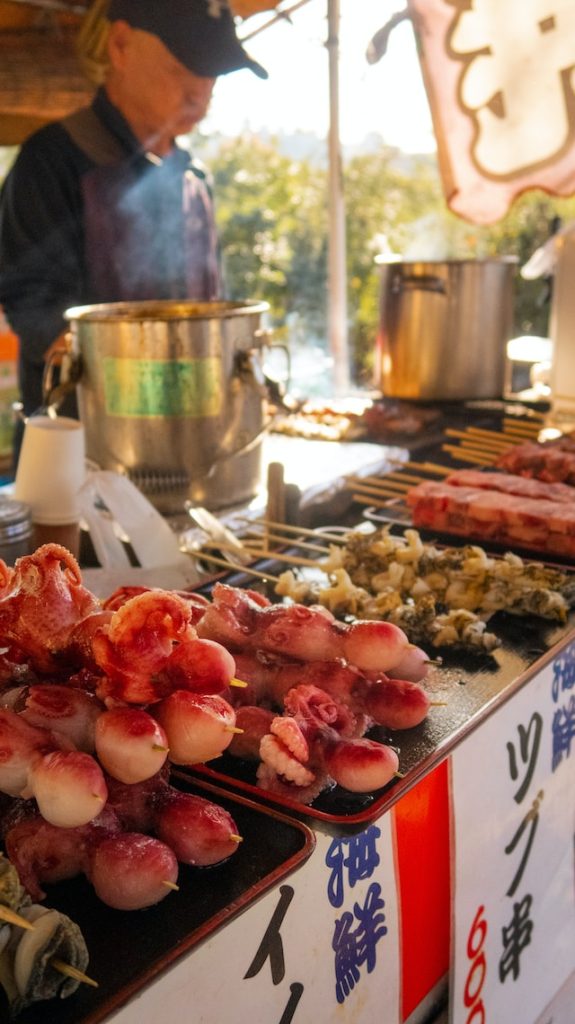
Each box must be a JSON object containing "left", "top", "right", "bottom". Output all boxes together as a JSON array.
[{"left": 103, "top": 357, "right": 223, "bottom": 418}]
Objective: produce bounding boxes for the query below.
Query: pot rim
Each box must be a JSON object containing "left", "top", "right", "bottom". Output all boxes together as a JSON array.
[
  {"left": 374, "top": 255, "right": 519, "bottom": 266},
  {"left": 64, "top": 299, "right": 270, "bottom": 323}
]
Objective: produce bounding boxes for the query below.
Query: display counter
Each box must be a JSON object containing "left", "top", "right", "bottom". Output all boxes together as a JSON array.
[{"left": 1, "top": 399, "right": 573, "bottom": 1024}]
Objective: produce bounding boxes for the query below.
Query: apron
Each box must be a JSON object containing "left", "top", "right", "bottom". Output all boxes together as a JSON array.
[{"left": 62, "top": 107, "right": 221, "bottom": 303}]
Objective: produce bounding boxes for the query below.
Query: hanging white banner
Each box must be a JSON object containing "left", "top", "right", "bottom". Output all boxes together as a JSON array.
[{"left": 407, "top": 0, "right": 575, "bottom": 224}]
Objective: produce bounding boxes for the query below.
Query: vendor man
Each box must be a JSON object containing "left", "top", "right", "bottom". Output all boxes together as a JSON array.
[{"left": 0, "top": 0, "right": 267, "bottom": 455}]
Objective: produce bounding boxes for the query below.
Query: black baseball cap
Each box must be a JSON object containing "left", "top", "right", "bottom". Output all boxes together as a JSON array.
[{"left": 108, "top": 0, "right": 268, "bottom": 79}]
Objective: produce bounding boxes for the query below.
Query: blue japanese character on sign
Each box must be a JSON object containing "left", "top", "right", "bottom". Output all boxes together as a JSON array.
[
  {"left": 325, "top": 825, "right": 381, "bottom": 909},
  {"left": 551, "top": 695, "right": 575, "bottom": 770},
  {"left": 333, "top": 882, "right": 388, "bottom": 1004},
  {"left": 551, "top": 642, "right": 575, "bottom": 703}
]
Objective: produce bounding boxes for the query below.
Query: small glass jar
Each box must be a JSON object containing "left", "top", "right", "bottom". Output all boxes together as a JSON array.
[{"left": 0, "top": 498, "right": 33, "bottom": 565}]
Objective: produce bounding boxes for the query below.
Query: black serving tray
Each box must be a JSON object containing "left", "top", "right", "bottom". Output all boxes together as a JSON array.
[
  {"left": 5, "top": 775, "right": 315, "bottom": 1024},
  {"left": 183, "top": 546, "right": 575, "bottom": 834}
]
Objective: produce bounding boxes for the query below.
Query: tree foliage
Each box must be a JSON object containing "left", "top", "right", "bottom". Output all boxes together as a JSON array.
[{"left": 203, "top": 129, "right": 575, "bottom": 392}]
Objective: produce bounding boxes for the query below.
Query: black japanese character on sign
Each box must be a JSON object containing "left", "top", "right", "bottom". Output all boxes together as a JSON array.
[
  {"left": 244, "top": 886, "right": 304, "bottom": 1024},
  {"left": 506, "top": 712, "right": 543, "bottom": 804},
  {"left": 499, "top": 894, "right": 534, "bottom": 982},
  {"left": 504, "top": 790, "right": 544, "bottom": 897},
  {"left": 332, "top": 882, "right": 387, "bottom": 1005},
  {"left": 244, "top": 885, "right": 293, "bottom": 984}
]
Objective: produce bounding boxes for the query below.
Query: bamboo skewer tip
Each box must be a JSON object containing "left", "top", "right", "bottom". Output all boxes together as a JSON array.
[{"left": 51, "top": 959, "right": 99, "bottom": 989}]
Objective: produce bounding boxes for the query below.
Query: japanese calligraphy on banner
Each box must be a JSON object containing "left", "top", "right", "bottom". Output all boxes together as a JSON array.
[
  {"left": 407, "top": 0, "right": 575, "bottom": 224},
  {"left": 105, "top": 817, "right": 401, "bottom": 1024},
  {"left": 450, "top": 646, "right": 575, "bottom": 1024}
]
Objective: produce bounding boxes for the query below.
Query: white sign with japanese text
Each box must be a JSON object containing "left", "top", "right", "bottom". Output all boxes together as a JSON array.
[
  {"left": 106, "top": 815, "right": 401, "bottom": 1024},
  {"left": 450, "top": 645, "right": 575, "bottom": 1024}
]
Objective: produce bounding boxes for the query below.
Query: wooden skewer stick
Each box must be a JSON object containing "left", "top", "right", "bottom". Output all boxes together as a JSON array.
[
  {"left": 242, "top": 517, "right": 346, "bottom": 544},
  {"left": 428, "top": 701, "right": 448, "bottom": 707},
  {"left": 442, "top": 437, "right": 508, "bottom": 456},
  {"left": 462, "top": 425, "right": 523, "bottom": 442},
  {"left": 161, "top": 881, "right": 180, "bottom": 892},
  {"left": 51, "top": 959, "right": 99, "bottom": 989},
  {"left": 387, "top": 458, "right": 449, "bottom": 475},
  {"left": 230, "top": 834, "right": 243, "bottom": 844},
  {"left": 240, "top": 531, "right": 331, "bottom": 555},
  {"left": 230, "top": 677, "right": 249, "bottom": 688},
  {"left": 502, "top": 415, "right": 543, "bottom": 429},
  {"left": 190, "top": 551, "right": 281, "bottom": 582},
  {"left": 441, "top": 445, "right": 494, "bottom": 465},
  {"left": 225, "top": 546, "right": 320, "bottom": 568},
  {"left": 346, "top": 477, "right": 410, "bottom": 495},
  {"left": 0, "top": 906, "right": 35, "bottom": 931},
  {"left": 348, "top": 471, "right": 426, "bottom": 486},
  {"left": 351, "top": 493, "right": 402, "bottom": 508},
  {"left": 444, "top": 428, "right": 513, "bottom": 450}
]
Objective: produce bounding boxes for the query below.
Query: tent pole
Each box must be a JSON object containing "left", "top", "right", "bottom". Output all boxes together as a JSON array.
[{"left": 326, "top": 0, "right": 350, "bottom": 394}]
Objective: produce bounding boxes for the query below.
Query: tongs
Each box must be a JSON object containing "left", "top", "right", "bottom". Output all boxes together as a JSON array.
[{"left": 184, "top": 502, "right": 253, "bottom": 566}]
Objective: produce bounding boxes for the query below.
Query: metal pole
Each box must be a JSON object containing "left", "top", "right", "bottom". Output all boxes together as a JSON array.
[{"left": 326, "top": 0, "right": 350, "bottom": 394}]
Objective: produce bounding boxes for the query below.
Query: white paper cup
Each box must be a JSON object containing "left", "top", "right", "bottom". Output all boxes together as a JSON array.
[{"left": 14, "top": 416, "right": 86, "bottom": 526}]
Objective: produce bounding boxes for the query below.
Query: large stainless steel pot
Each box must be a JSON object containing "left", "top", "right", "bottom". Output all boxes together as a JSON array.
[
  {"left": 375, "top": 257, "right": 518, "bottom": 401},
  {"left": 64, "top": 299, "right": 270, "bottom": 514}
]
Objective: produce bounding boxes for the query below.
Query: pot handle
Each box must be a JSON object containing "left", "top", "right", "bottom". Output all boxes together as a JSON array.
[
  {"left": 392, "top": 273, "right": 446, "bottom": 295},
  {"left": 42, "top": 346, "right": 83, "bottom": 413}
]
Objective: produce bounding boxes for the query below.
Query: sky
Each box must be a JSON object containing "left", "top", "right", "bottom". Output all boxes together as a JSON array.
[{"left": 202, "top": 0, "right": 437, "bottom": 152}]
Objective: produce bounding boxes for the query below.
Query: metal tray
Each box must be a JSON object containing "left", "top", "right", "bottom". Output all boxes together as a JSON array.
[{"left": 8, "top": 775, "right": 315, "bottom": 1024}]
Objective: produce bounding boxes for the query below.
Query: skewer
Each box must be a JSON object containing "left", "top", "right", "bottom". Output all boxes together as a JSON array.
[
  {"left": 502, "top": 416, "right": 543, "bottom": 431},
  {"left": 387, "top": 458, "right": 449, "bottom": 475},
  {"left": 209, "top": 545, "right": 320, "bottom": 568},
  {"left": 444, "top": 428, "right": 514, "bottom": 450},
  {"left": 441, "top": 436, "right": 508, "bottom": 456},
  {"left": 346, "top": 477, "right": 410, "bottom": 495},
  {"left": 352, "top": 493, "right": 402, "bottom": 509},
  {"left": 352, "top": 485, "right": 408, "bottom": 502},
  {"left": 461, "top": 425, "right": 522, "bottom": 443},
  {"left": 189, "top": 550, "right": 281, "bottom": 582},
  {"left": 237, "top": 516, "right": 347, "bottom": 544},
  {"left": 350, "top": 471, "right": 427, "bottom": 486},
  {"left": 51, "top": 959, "right": 99, "bottom": 989},
  {"left": 0, "top": 906, "right": 35, "bottom": 930},
  {"left": 240, "top": 530, "right": 331, "bottom": 555},
  {"left": 441, "top": 445, "right": 495, "bottom": 465}
]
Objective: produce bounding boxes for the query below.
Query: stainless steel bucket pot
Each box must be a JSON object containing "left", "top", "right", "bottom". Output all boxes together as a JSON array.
[
  {"left": 64, "top": 300, "right": 271, "bottom": 514},
  {"left": 374, "top": 257, "right": 518, "bottom": 401}
]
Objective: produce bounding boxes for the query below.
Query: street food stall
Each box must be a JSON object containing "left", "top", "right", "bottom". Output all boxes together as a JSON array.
[{"left": 0, "top": 3, "right": 574, "bottom": 1024}]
